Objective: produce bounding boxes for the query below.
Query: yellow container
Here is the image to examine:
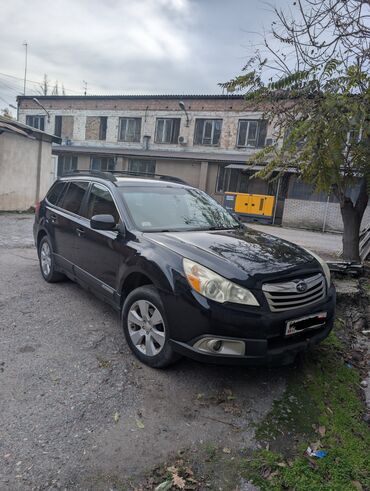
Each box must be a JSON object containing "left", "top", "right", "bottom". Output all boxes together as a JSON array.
[{"left": 226, "top": 192, "right": 275, "bottom": 217}]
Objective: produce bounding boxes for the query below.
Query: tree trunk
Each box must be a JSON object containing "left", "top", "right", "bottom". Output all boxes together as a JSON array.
[
  {"left": 341, "top": 200, "right": 361, "bottom": 261},
  {"left": 340, "top": 180, "right": 369, "bottom": 262}
]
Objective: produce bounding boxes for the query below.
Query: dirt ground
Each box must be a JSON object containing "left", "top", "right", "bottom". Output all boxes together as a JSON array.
[{"left": 0, "top": 215, "right": 288, "bottom": 490}]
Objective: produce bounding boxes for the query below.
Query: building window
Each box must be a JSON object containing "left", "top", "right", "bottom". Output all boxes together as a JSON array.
[
  {"left": 216, "top": 165, "right": 227, "bottom": 193},
  {"left": 155, "top": 118, "right": 181, "bottom": 144},
  {"left": 237, "top": 120, "right": 268, "bottom": 148},
  {"left": 118, "top": 118, "right": 141, "bottom": 142},
  {"left": 54, "top": 115, "right": 74, "bottom": 139},
  {"left": 90, "top": 157, "right": 116, "bottom": 172},
  {"left": 128, "top": 159, "right": 156, "bottom": 176},
  {"left": 57, "top": 155, "right": 78, "bottom": 177},
  {"left": 194, "top": 119, "right": 222, "bottom": 146},
  {"left": 26, "top": 115, "right": 45, "bottom": 131},
  {"left": 85, "top": 116, "right": 107, "bottom": 141}
]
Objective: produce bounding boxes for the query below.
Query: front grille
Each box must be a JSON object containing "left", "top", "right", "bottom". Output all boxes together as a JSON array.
[{"left": 262, "top": 273, "right": 326, "bottom": 312}]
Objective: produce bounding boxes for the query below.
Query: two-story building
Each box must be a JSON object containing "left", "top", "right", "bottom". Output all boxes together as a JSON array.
[{"left": 17, "top": 94, "right": 369, "bottom": 231}]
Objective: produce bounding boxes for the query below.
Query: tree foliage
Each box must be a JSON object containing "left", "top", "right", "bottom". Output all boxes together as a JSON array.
[{"left": 220, "top": 0, "right": 370, "bottom": 260}]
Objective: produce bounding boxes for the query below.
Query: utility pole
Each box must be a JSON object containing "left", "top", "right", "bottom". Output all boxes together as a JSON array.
[{"left": 23, "top": 41, "right": 28, "bottom": 95}]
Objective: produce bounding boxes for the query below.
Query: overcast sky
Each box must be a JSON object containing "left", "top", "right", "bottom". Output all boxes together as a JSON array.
[{"left": 0, "top": 0, "right": 290, "bottom": 112}]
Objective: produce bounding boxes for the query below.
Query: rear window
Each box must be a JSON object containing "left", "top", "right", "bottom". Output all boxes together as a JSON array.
[
  {"left": 46, "top": 182, "right": 67, "bottom": 206},
  {"left": 60, "top": 181, "right": 89, "bottom": 215}
]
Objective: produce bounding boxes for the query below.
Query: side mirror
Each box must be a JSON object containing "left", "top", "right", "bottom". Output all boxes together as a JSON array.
[{"left": 90, "top": 214, "right": 117, "bottom": 231}]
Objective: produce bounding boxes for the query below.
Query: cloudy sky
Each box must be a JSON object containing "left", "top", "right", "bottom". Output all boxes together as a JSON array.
[{"left": 0, "top": 0, "right": 289, "bottom": 112}]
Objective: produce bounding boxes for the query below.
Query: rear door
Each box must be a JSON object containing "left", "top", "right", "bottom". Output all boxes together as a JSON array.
[
  {"left": 73, "top": 182, "right": 123, "bottom": 303},
  {"left": 46, "top": 180, "right": 89, "bottom": 274}
]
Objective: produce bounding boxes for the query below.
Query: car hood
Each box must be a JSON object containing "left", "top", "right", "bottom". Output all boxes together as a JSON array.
[{"left": 144, "top": 226, "right": 319, "bottom": 287}]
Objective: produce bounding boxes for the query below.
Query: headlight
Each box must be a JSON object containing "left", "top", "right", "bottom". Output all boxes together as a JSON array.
[
  {"left": 305, "top": 249, "right": 331, "bottom": 288},
  {"left": 183, "top": 258, "right": 259, "bottom": 306}
]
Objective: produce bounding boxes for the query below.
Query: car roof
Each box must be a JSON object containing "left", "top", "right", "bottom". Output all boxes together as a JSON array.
[{"left": 58, "top": 174, "right": 191, "bottom": 189}]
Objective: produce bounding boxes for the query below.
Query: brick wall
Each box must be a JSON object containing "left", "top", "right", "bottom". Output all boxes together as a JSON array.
[
  {"left": 282, "top": 199, "right": 370, "bottom": 232},
  {"left": 18, "top": 96, "right": 277, "bottom": 155},
  {"left": 19, "top": 96, "right": 267, "bottom": 112},
  {"left": 85, "top": 116, "right": 101, "bottom": 140}
]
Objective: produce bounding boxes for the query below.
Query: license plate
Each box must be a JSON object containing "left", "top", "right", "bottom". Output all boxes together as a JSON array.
[{"left": 285, "top": 312, "right": 327, "bottom": 336}]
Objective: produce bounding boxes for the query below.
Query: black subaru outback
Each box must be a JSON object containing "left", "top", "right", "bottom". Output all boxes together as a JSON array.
[{"left": 34, "top": 171, "right": 335, "bottom": 368}]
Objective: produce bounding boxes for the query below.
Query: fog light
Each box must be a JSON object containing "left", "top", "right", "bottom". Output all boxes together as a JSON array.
[
  {"left": 207, "top": 339, "right": 223, "bottom": 352},
  {"left": 193, "top": 337, "right": 245, "bottom": 356}
]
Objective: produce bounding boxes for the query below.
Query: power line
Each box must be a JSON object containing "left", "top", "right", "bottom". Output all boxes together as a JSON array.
[
  {"left": 0, "top": 78, "right": 24, "bottom": 95},
  {"left": 0, "top": 71, "right": 84, "bottom": 95},
  {"left": 0, "top": 95, "right": 12, "bottom": 105}
]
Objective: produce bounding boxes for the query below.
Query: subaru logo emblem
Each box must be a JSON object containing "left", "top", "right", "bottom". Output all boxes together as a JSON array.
[{"left": 296, "top": 281, "right": 308, "bottom": 292}]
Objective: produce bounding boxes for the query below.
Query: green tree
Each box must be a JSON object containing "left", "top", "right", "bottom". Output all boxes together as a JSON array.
[{"left": 221, "top": 0, "right": 369, "bottom": 261}]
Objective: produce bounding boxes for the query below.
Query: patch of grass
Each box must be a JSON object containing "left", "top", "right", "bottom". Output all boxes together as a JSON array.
[{"left": 241, "top": 330, "right": 370, "bottom": 490}]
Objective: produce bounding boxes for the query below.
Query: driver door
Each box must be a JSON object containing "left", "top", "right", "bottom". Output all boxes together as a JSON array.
[{"left": 73, "top": 182, "right": 123, "bottom": 304}]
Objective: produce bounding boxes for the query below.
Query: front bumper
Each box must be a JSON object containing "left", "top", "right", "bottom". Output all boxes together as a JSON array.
[{"left": 163, "top": 284, "right": 336, "bottom": 366}]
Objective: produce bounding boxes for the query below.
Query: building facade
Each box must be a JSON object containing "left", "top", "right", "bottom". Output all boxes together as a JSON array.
[
  {"left": 17, "top": 95, "right": 369, "bottom": 231},
  {"left": 0, "top": 116, "right": 60, "bottom": 211}
]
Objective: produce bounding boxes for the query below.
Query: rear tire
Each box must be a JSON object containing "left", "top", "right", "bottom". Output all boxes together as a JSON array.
[
  {"left": 122, "top": 285, "right": 181, "bottom": 368},
  {"left": 38, "top": 236, "right": 65, "bottom": 283}
]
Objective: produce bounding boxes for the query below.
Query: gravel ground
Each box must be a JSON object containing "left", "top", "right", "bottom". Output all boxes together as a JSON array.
[{"left": 0, "top": 215, "right": 288, "bottom": 490}]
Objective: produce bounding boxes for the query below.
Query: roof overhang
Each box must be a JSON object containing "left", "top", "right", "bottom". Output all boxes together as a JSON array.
[
  {"left": 225, "top": 163, "right": 298, "bottom": 173},
  {"left": 51, "top": 144, "right": 257, "bottom": 163},
  {"left": 0, "top": 116, "right": 61, "bottom": 143}
]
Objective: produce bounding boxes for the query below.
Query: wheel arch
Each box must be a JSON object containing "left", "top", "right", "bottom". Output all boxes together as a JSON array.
[
  {"left": 36, "top": 229, "right": 48, "bottom": 252},
  {"left": 119, "top": 262, "right": 175, "bottom": 309}
]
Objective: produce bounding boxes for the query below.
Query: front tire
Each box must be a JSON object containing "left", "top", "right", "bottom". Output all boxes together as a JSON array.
[
  {"left": 122, "top": 285, "right": 180, "bottom": 368},
  {"left": 38, "top": 236, "right": 65, "bottom": 283}
]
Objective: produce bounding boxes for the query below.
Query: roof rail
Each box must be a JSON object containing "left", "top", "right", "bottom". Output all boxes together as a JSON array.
[
  {"left": 111, "top": 170, "right": 188, "bottom": 184},
  {"left": 61, "top": 169, "right": 117, "bottom": 182},
  {"left": 60, "top": 169, "right": 188, "bottom": 185}
]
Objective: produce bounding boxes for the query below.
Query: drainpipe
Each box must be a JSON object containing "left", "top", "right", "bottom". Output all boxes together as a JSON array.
[
  {"left": 35, "top": 136, "right": 43, "bottom": 204},
  {"left": 272, "top": 176, "right": 281, "bottom": 225},
  {"left": 322, "top": 195, "right": 330, "bottom": 233}
]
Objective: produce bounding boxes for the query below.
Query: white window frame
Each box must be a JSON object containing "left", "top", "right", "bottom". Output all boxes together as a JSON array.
[
  {"left": 118, "top": 117, "right": 141, "bottom": 142},
  {"left": 237, "top": 120, "right": 263, "bottom": 148},
  {"left": 194, "top": 119, "right": 222, "bottom": 146},
  {"left": 155, "top": 118, "right": 178, "bottom": 144}
]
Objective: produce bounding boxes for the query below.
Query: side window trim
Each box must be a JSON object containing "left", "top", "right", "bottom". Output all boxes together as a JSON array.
[{"left": 79, "top": 181, "right": 93, "bottom": 219}]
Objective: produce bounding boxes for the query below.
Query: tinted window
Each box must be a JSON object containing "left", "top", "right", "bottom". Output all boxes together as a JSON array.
[
  {"left": 61, "top": 181, "right": 89, "bottom": 215},
  {"left": 46, "top": 182, "right": 67, "bottom": 205},
  {"left": 119, "top": 186, "right": 238, "bottom": 232},
  {"left": 85, "top": 184, "right": 119, "bottom": 222}
]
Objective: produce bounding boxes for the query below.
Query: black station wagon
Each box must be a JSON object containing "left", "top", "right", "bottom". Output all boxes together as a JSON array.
[{"left": 34, "top": 171, "right": 336, "bottom": 368}]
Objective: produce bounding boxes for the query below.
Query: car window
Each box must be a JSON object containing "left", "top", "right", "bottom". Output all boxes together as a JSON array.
[
  {"left": 119, "top": 186, "right": 239, "bottom": 232},
  {"left": 46, "top": 182, "right": 67, "bottom": 206},
  {"left": 85, "top": 183, "right": 119, "bottom": 223},
  {"left": 60, "top": 181, "right": 89, "bottom": 215}
]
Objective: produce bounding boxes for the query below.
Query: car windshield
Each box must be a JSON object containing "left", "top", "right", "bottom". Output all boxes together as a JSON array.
[{"left": 119, "top": 186, "right": 240, "bottom": 232}]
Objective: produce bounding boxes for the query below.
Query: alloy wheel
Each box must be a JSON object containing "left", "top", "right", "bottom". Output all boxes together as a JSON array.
[
  {"left": 40, "top": 241, "right": 52, "bottom": 277},
  {"left": 127, "top": 300, "right": 166, "bottom": 356}
]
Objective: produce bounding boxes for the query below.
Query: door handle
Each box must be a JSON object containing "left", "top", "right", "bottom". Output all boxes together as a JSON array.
[
  {"left": 50, "top": 213, "right": 57, "bottom": 223},
  {"left": 76, "top": 227, "right": 85, "bottom": 237}
]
